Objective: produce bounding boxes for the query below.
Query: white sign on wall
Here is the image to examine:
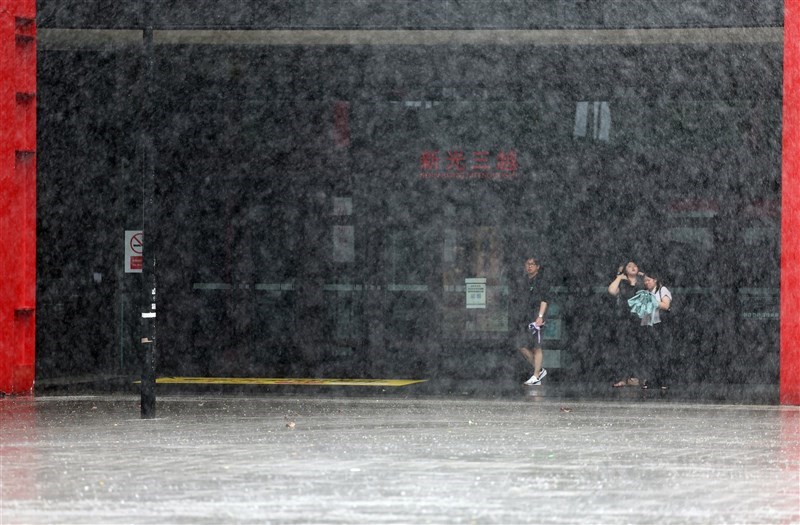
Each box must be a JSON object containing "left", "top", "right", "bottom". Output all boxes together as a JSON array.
[
  {"left": 125, "top": 230, "right": 144, "bottom": 273},
  {"left": 332, "top": 225, "right": 355, "bottom": 263},
  {"left": 465, "top": 278, "right": 486, "bottom": 309}
]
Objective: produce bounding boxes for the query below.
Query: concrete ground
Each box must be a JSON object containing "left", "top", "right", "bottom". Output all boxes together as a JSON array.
[{"left": 1, "top": 393, "right": 798, "bottom": 524}]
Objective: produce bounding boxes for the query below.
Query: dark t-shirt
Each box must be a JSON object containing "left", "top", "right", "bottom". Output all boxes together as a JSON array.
[
  {"left": 511, "top": 271, "right": 551, "bottom": 330},
  {"left": 616, "top": 276, "right": 643, "bottom": 319}
]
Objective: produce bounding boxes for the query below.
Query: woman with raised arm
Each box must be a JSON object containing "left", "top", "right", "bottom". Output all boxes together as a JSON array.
[{"left": 607, "top": 261, "right": 644, "bottom": 388}]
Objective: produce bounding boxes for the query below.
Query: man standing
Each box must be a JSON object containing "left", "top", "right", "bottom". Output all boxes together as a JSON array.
[{"left": 513, "top": 255, "right": 550, "bottom": 385}]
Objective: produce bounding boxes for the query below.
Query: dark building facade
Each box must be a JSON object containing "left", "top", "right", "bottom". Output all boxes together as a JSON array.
[{"left": 34, "top": 1, "right": 783, "bottom": 390}]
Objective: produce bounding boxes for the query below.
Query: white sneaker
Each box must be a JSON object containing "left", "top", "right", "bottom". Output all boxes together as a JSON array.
[
  {"left": 523, "top": 369, "right": 547, "bottom": 386},
  {"left": 523, "top": 373, "right": 540, "bottom": 385}
]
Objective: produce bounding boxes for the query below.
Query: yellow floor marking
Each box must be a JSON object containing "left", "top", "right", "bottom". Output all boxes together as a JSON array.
[{"left": 152, "top": 377, "right": 428, "bottom": 387}]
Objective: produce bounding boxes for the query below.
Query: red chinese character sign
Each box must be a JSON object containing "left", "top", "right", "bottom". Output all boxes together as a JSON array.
[{"left": 419, "top": 149, "right": 519, "bottom": 180}]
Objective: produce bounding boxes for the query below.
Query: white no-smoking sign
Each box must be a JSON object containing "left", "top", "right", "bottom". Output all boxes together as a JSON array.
[{"left": 125, "top": 230, "right": 144, "bottom": 273}]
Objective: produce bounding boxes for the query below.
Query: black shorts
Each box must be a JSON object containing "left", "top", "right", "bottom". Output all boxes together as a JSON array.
[{"left": 513, "top": 328, "right": 543, "bottom": 350}]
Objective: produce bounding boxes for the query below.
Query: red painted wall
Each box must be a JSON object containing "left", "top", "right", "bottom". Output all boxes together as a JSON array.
[
  {"left": 0, "top": 0, "right": 36, "bottom": 394},
  {"left": 783, "top": 0, "right": 800, "bottom": 405}
]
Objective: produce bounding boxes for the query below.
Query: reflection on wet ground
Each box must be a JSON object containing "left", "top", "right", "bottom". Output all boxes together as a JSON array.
[{"left": 1, "top": 394, "right": 798, "bottom": 524}]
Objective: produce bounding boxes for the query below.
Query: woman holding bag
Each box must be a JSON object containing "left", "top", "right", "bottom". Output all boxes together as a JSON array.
[
  {"left": 639, "top": 271, "right": 673, "bottom": 389},
  {"left": 607, "top": 261, "right": 645, "bottom": 388}
]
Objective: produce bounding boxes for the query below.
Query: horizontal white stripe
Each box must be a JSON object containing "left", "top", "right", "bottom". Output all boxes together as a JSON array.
[
  {"left": 254, "top": 283, "right": 295, "bottom": 291},
  {"left": 192, "top": 283, "right": 231, "bottom": 290}
]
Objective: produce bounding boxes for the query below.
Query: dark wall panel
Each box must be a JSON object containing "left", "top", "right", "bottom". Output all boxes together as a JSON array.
[{"left": 38, "top": 0, "right": 783, "bottom": 30}]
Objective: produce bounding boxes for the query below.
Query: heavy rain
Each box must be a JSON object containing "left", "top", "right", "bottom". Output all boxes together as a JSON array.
[{"left": 0, "top": 1, "right": 798, "bottom": 523}]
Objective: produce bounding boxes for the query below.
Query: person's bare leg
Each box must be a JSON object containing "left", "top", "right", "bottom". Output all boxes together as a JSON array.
[
  {"left": 533, "top": 347, "right": 543, "bottom": 378},
  {"left": 518, "top": 347, "right": 536, "bottom": 368}
]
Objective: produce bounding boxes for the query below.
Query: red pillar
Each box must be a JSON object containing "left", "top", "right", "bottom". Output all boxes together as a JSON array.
[
  {"left": 782, "top": 0, "right": 800, "bottom": 405},
  {"left": 0, "top": 0, "right": 36, "bottom": 395}
]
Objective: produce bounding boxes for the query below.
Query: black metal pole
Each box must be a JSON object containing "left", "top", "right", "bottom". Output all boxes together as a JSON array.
[{"left": 140, "top": 0, "right": 157, "bottom": 419}]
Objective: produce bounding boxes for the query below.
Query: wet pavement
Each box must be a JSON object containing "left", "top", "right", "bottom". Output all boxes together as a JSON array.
[{"left": 1, "top": 394, "right": 798, "bottom": 524}]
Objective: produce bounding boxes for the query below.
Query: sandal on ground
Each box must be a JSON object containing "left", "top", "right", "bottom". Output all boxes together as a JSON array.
[{"left": 613, "top": 377, "right": 640, "bottom": 388}]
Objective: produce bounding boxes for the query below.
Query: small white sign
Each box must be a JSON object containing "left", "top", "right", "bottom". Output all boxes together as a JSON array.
[
  {"left": 125, "top": 230, "right": 143, "bottom": 273},
  {"left": 332, "top": 197, "right": 353, "bottom": 216},
  {"left": 465, "top": 278, "right": 486, "bottom": 309},
  {"left": 332, "top": 225, "right": 355, "bottom": 263}
]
